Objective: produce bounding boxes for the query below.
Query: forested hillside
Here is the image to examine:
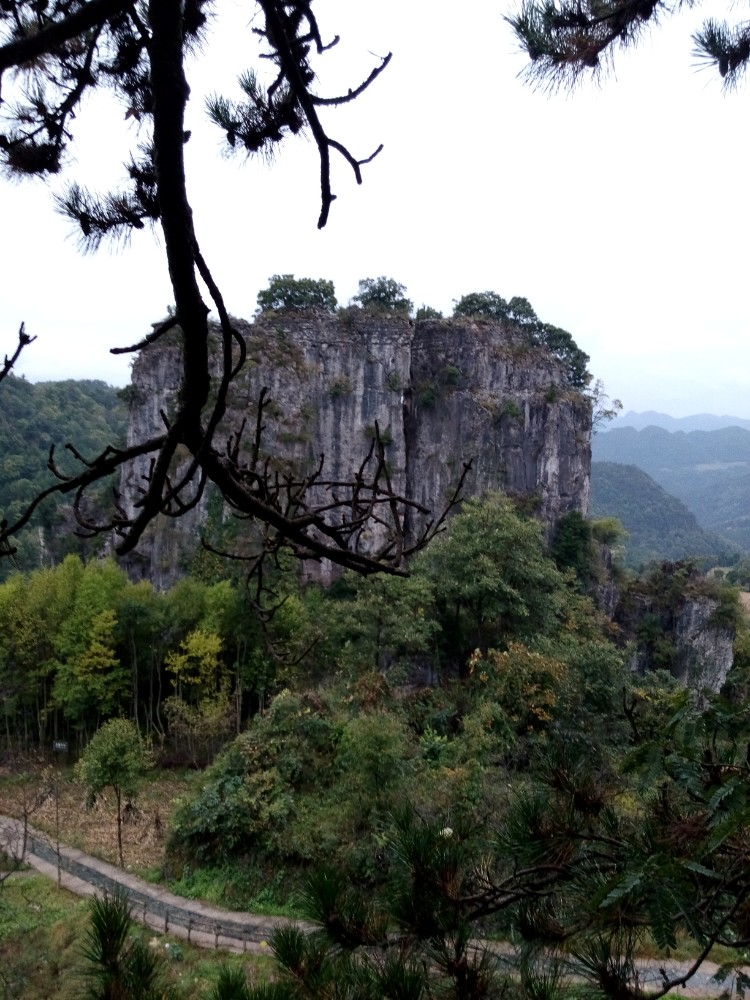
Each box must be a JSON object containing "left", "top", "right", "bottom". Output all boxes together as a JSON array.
[
  {"left": 0, "top": 375, "right": 127, "bottom": 578},
  {"left": 2, "top": 493, "right": 749, "bottom": 1000},
  {"left": 592, "top": 426, "right": 750, "bottom": 551},
  {"left": 589, "top": 461, "right": 736, "bottom": 568}
]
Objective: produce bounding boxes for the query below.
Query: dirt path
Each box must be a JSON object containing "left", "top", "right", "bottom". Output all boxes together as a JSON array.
[{"left": 1, "top": 813, "right": 744, "bottom": 994}]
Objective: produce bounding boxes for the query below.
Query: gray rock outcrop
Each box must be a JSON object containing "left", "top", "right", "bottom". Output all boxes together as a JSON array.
[{"left": 120, "top": 312, "right": 591, "bottom": 588}]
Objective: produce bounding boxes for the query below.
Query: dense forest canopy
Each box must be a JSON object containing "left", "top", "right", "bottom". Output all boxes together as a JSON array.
[
  {"left": 2, "top": 490, "right": 750, "bottom": 998},
  {"left": 590, "top": 461, "right": 737, "bottom": 569},
  {"left": 593, "top": 427, "right": 750, "bottom": 552},
  {"left": 0, "top": 375, "right": 127, "bottom": 578}
]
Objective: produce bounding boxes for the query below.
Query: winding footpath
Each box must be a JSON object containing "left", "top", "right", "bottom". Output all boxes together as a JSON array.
[
  {"left": 0, "top": 814, "right": 303, "bottom": 953},
  {"left": 0, "top": 814, "right": 742, "bottom": 995}
]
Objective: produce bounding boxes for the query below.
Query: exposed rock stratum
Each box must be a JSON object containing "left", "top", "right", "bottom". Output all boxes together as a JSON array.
[{"left": 120, "top": 313, "right": 592, "bottom": 589}]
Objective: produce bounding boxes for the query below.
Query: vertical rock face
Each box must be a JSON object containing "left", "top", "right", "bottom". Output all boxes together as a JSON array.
[
  {"left": 671, "top": 597, "right": 734, "bottom": 694},
  {"left": 121, "top": 312, "right": 592, "bottom": 588},
  {"left": 619, "top": 590, "right": 735, "bottom": 695},
  {"left": 119, "top": 330, "right": 187, "bottom": 586},
  {"left": 406, "top": 319, "right": 590, "bottom": 532}
]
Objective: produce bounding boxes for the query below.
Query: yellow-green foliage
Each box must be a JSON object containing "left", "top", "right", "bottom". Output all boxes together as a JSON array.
[
  {"left": 165, "top": 629, "right": 226, "bottom": 699},
  {"left": 469, "top": 642, "right": 566, "bottom": 730}
]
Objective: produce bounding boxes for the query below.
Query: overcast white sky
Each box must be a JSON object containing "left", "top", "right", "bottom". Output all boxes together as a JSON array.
[{"left": 2, "top": 0, "right": 749, "bottom": 417}]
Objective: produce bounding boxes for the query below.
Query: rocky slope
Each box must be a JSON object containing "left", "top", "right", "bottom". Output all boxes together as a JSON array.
[
  {"left": 121, "top": 311, "right": 592, "bottom": 588},
  {"left": 615, "top": 561, "right": 737, "bottom": 696}
]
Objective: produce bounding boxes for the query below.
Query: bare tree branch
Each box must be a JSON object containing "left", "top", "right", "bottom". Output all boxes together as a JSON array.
[
  {"left": 0, "top": 321, "right": 34, "bottom": 383},
  {"left": 0, "top": 3, "right": 462, "bottom": 583}
]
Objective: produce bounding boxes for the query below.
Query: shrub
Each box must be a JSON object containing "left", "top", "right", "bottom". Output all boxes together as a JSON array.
[
  {"left": 328, "top": 375, "right": 353, "bottom": 398},
  {"left": 415, "top": 304, "right": 443, "bottom": 320}
]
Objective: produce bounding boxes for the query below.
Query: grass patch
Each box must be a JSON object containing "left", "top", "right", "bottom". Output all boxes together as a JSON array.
[
  {"left": 633, "top": 929, "right": 747, "bottom": 968},
  {"left": 0, "top": 873, "right": 272, "bottom": 998},
  {"left": 168, "top": 864, "right": 303, "bottom": 919},
  {"left": 0, "top": 873, "right": 94, "bottom": 998}
]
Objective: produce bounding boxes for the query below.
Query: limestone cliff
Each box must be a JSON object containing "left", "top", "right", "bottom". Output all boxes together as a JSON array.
[
  {"left": 121, "top": 312, "right": 592, "bottom": 588},
  {"left": 615, "top": 563, "right": 736, "bottom": 695}
]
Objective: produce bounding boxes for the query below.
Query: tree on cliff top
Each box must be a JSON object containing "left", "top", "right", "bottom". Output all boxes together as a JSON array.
[
  {"left": 0, "top": 3, "right": 464, "bottom": 578},
  {"left": 508, "top": 0, "right": 750, "bottom": 89},
  {"left": 353, "top": 277, "right": 414, "bottom": 315},
  {"left": 256, "top": 275, "right": 338, "bottom": 314},
  {"left": 454, "top": 290, "right": 590, "bottom": 388}
]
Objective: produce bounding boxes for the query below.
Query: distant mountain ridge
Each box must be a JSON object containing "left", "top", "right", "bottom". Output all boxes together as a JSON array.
[
  {"left": 592, "top": 425, "right": 750, "bottom": 552},
  {"left": 605, "top": 411, "right": 750, "bottom": 433},
  {"left": 589, "top": 462, "right": 735, "bottom": 568}
]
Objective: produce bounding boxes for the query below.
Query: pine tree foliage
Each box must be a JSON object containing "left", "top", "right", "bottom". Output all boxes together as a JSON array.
[
  {"left": 82, "top": 887, "right": 169, "bottom": 1000},
  {"left": 507, "top": 0, "right": 750, "bottom": 90},
  {"left": 200, "top": 685, "right": 750, "bottom": 1000}
]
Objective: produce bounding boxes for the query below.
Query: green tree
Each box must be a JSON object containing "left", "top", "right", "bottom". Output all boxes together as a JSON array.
[
  {"left": 52, "top": 560, "right": 131, "bottom": 737},
  {"left": 0, "top": 556, "right": 83, "bottom": 746},
  {"left": 508, "top": 0, "right": 750, "bottom": 89},
  {"left": 453, "top": 292, "right": 590, "bottom": 387},
  {"left": 536, "top": 321, "right": 590, "bottom": 389},
  {"left": 588, "top": 378, "right": 623, "bottom": 432},
  {"left": 115, "top": 579, "right": 167, "bottom": 733},
  {"left": 507, "top": 295, "right": 539, "bottom": 325},
  {"left": 551, "top": 509, "right": 594, "bottom": 584},
  {"left": 76, "top": 719, "right": 154, "bottom": 867},
  {"left": 165, "top": 628, "right": 225, "bottom": 701},
  {"left": 417, "top": 493, "right": 569, "bottom": 671},
  {"left": 331, "top": 571, "right": 439, "bottom": 674},
  {"left": 240, "top": 695, "right": 750, "bottom": 1000},
  {"left": 415, "top": 304, "right": 443, "bottom": 320},
  {"left": 256, "top": 274, "right": 337, "bottom": 313},
  {"left": 163, "top": 627, "right": 233, "bottom": 764},
  {"left": 66, "top": 609, "right": 128, "bottom": 722},
  {"left": 336, "top": 712, "right": 415, "bottom": 805},
  {"left": 353, "top": 277, "right": 413, "bottom": 314},
  {"left": 453, "top": 290, "right": 511, "bottom": 321}
]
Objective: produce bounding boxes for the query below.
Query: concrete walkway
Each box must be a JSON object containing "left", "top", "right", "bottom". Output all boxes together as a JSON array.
[
  {"left": 0, "top": 814, "right": 307, "bottom": 953},
  {"left": 0, "top": 813, "right": 744, "bottom": 994}
]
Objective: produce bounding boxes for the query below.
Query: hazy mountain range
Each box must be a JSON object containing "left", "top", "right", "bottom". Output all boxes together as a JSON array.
[
  {"left": 589, "top": 463, "right": 736, "bottom": 569},
  {"left": 592, "top": 415, "right": 750, "bottom": 560},
  {"left": 604, "top": 411, "right": 750, "bottom": 434}
]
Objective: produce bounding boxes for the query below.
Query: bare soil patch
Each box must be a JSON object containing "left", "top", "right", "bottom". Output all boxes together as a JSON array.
[{"left": 0, "top": 760, "right": 195, "bottom": 875}]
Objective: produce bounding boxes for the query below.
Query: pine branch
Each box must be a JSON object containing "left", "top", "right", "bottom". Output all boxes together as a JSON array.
[
  {"left": 692, "top": 19, "right": 750, "bottom": 89},
  {"left": 0, "top": 0, "right": 128, "bottom": 72}
]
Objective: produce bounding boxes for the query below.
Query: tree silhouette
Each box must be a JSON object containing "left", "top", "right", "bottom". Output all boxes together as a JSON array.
[
  {"left": 0, "top": 3, "right": 461, "bottom": 577},
  {"left": 507, "top": 0, "right": 750, "bottom": 90}
]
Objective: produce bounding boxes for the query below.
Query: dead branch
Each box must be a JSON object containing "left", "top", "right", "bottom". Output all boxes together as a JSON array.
[{"left": 0, "top": 322, "right": 35, "bottom": 384}]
